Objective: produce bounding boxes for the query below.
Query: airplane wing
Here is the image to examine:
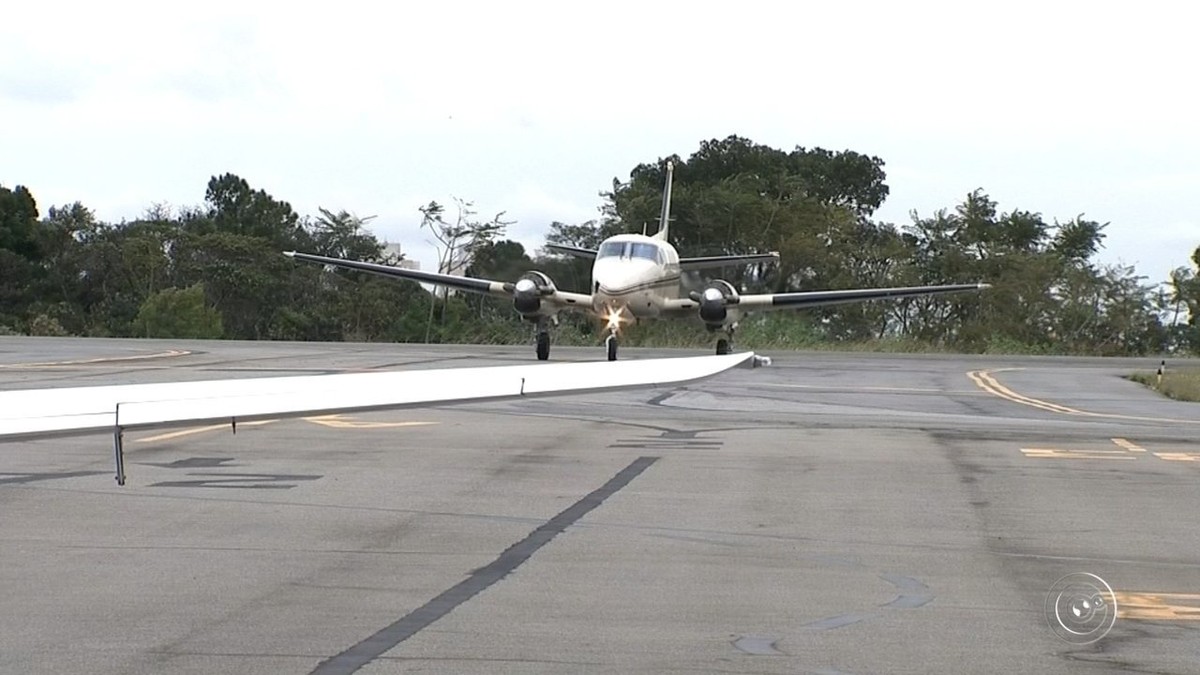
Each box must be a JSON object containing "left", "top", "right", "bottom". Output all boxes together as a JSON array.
[
  {"left": 544, "top": 243, "right": 597, "bottom": 260},
  {"left": 0, "top": 352, "right": 759, "bottom": 484},
  {"left": 661, "top": 282, "right": 988, "bottom": 314},
  {"left": 738, "top": 283, "right": 990, "bottom": 310},
  {"left": 284, "top": 251, "right": 594, "bottom": 310},
  {"left": 678, "top": 252, "right": 780, "bottom": 270},
  {"left": 285, "top": 250, "right": 510, "bottom": 297}
]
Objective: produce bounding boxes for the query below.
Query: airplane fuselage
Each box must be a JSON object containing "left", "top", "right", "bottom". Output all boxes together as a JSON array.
[{"left": 590, "top": 234, "right": 682, "bottom": 319}]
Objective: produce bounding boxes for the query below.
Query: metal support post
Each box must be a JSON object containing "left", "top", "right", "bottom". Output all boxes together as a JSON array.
[
  {"left": 113, "top": 403, "right": 126, "bottom": 486},
  {"left": 113, "top": 426, "right": 126, "bottom": 486}
]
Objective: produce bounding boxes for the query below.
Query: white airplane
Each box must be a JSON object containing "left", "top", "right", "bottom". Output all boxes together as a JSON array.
[
  {"left": 286, "top": 163, "right": 988, "bottom": 361},
  {"left": 0, "top": 352, "right": 758, "bottom": 485}
]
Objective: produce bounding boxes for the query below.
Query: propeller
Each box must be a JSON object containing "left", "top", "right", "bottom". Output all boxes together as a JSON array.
[
  {"left": 688, "top": 280, "right": 739, "bottom": 326},
  {"left": 508, "top": 272, "right": 557, "bottom": 316}
]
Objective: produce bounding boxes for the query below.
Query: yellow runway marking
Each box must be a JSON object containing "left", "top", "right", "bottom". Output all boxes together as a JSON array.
[
  {"left": 136, "top": 420, "right": 277, "bottom": 443},
  {"left": 967, "top": 369, "right": 1086, "bottom": 415},
  {"left": 1111, "top": 438, "right": 1146, "bottom": 452},
  {"left": 1020, "top": 448, "right": 1136, "bottom": 460},
  {"left": 1019, "top": 442, "right": 1200, "bottom": 464},
  {"left": 1020, "top": 437, "right": 1200, "bottom": 463},
  {"left": 0, "top": 349, "right": 191, "bottom": 369},
  {"left": 135, "top": 415, "right": 434, "bottom": 442},
  {"left": 302, "top": 415, "right": 436, "bottom": 430},
  {"left": 967, "top": 368, "right": 1200, "bottom": 425},
  {"left": 758, "top": 383, "right": 981, "bottom": 395},
  {"left": 1116, "top": 592, "right": 1200, "bottom": 621}
]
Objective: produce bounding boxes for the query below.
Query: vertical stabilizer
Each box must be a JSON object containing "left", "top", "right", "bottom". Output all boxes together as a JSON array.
[{"left": 653, "top": 161, "right": 674, "bottom": 242}]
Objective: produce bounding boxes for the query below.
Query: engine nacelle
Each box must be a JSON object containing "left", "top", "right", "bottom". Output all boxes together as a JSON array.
[
  {"left": 692, "top": 279, "right": 739, "bottom": 327},
  {"left": 512, "top": 271, "right": 557, "bottom": 317}
]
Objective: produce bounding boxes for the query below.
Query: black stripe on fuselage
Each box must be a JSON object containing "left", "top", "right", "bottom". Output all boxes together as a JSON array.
[{"left": 598, "top": 275, "right": 681, "bottom": 297}]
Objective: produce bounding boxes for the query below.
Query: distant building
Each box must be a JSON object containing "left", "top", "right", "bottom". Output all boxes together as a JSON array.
[
  {"left": 438, "top": 251, "right": 468, "bottom": 277},
  {"left": 434, "top": 251, "right": 472, "bottom": 298},
  {"left": 382, "top": 243, "right": 420, "bottom": 270}
]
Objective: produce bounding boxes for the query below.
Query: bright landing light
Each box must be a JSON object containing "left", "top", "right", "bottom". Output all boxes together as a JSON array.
[{"left": 603, "top": 305, "right": 629, "bottom": 334}]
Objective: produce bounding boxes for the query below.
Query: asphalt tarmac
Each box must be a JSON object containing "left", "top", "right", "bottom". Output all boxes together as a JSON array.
[{"left": 1, "top": 337, "right": 1198, "bottom": 674}]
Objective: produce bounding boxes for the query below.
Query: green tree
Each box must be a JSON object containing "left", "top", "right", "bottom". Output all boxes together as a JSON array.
[
  {"left": 898, "top": 190, "right": 1164, "bottom": 355},
  {"left": 0, "top": 184, "right": 39, "bottom": 258},
  {"left": 606, "top": 136, "right": 889, "bottom": 257},
  {"left": 63, "top": 208, "right": 182, "bottom": 337},
  {"left": 170, "top": 231, "right": 290, "bottom": 340},
  {"left": 133, "top": 283, "right": 223, "bottom": 339},
  {"left": 418, "top": 199, "right": 512, "bottom": 340},
  {"left": 192, "top": 173, "right": 311, "bottom": 250},
  {"left": 1168, "top": 249, "right": 1200, "bottom": 353},
  {"left": 0, "top": 185, "right": 41, "bottom": 329},
  {"left": 309, "top": 208, "right": 385, "bottom": 261}
]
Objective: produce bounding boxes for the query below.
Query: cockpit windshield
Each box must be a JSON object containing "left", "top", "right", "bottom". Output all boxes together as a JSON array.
[
  {"left": 598, "top": 241, "right": 626, "bottom": 259},
  {"left": 630, "top": 243, "right": 660, "bottom": 262},
  {"left": 597, "top": 241, "right": 663, "bottom": 263}
]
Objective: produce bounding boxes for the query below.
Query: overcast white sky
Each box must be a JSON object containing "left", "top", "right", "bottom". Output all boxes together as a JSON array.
[{"left": 2, "top": 1, "right": 1196, "bottom": 282}]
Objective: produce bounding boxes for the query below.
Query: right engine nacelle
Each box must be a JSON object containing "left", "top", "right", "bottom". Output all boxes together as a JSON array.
[{"left": 693, "top": 279, "right": 739, "bottom": 328}]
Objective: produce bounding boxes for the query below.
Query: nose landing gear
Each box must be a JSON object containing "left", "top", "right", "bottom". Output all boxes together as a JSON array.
[{"left": 605, "top": 333, "right": 618, "bottom": 361}]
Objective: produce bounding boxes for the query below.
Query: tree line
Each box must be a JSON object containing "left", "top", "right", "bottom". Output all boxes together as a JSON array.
[{"left": 1, "top": 136, "right": 1197, "bottom": 355}]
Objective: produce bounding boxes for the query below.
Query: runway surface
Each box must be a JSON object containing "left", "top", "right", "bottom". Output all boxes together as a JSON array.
[{"left": 1, "top": 337, "right": 1198, "bottom": 674}]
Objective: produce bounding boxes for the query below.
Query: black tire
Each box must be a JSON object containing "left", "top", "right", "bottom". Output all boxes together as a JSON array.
[
  {"left": 606, "top": 335, "right": 618, "bottom": 361},
  {"left": 536, "top": 332, "right": 550, "bottom": 361},
  {"left": 716, "top": 338, "right": 731, "bottom": 355}
]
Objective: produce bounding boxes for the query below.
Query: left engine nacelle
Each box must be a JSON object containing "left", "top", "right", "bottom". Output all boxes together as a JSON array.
[{"left": 511, "top": 271, "right": 557, "bottom": 316}]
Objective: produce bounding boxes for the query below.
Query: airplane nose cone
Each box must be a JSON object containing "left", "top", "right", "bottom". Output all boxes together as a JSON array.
[{"left": 593, "top": 259, "right": 656, "bottom": 294}]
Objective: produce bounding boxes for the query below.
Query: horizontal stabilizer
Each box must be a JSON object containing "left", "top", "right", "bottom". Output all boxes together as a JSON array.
[
  {"left": 544, "top": 243, "right": 598, "bottom": 260},
  {"left": 679, "top": 252, "right": 780, "bottom": 270}
]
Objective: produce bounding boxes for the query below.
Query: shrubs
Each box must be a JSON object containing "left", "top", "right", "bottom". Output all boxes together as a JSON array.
[{"left": 133, "top": 284, "right": 224, "bottom": 339}]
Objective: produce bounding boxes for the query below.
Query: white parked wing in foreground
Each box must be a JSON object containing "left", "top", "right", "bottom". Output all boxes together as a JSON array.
[{"left": 0, "top": 352, "right": 761, "bottom": 484}]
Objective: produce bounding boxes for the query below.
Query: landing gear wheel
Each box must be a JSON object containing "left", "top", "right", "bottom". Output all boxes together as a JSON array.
[
  {"left": 536, "top": 332, "right": 550, "bottom": 361},
  {"left": 605, "top": 334, "right": 618, "bottom": 361},
  {"left": 716, "top": 338, "right": 731, "bottom": 355}
]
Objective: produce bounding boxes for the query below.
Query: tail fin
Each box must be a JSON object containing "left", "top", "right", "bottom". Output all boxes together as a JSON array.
[{"left": 652, "top": 160, "right": 674, "bottom": 242}]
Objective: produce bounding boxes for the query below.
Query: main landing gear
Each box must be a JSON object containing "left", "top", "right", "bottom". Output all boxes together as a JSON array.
[
  {"left": 605, "top": 333, "right": 618, "bottom": 361},
  {"left": 714, "top": 324, "right": 736, "bottom": 355},
  {"left": 534, "top": 318, "right": 551, "bottom": 361}
]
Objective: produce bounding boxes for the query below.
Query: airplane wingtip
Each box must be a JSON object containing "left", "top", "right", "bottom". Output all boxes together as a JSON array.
[
  {"left": 977, "top": 282, "right": 992, "bottom": 289},
  {"left": 283, "top": 250, "right": 296, "bottom": 258}
]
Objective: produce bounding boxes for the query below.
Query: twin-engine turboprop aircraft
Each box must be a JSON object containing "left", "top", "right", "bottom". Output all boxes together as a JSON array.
[{"left": 286, "top": 163, "right": 988, "bottom": 361}]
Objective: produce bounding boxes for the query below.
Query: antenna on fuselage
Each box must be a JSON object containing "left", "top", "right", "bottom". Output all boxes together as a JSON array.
[{"left": 653, "top": 160, "right": 674, "bottom": 242}]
